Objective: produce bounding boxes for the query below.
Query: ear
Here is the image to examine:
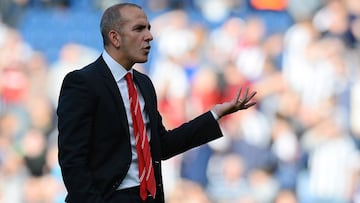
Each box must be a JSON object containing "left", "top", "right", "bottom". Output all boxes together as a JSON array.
[{"left": 108, "top": 30, "right": 121, "bottom": 48}]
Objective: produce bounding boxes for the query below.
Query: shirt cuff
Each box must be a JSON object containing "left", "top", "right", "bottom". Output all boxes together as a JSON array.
[{"left": 210, "top": 110, "right": 219, "bottom": 120}]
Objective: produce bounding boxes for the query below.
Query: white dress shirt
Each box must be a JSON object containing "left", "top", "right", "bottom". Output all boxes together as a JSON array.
[{"left": 102, "top": 50, "right": 150, "bottom": 190}]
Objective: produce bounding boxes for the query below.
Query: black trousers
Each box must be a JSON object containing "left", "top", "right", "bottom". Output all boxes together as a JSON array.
[{"left": 109, "top": 186, "right": 158, "bottom": 203}]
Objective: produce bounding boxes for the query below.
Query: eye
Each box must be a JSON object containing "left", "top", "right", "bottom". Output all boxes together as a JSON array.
[{"left": 134, "top": 25, "right": 145, "bottom": 32}]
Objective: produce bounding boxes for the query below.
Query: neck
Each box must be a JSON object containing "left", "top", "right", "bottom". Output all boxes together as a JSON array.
[{"left": 104, "top": 46, "right": 133, "bottom": 71}]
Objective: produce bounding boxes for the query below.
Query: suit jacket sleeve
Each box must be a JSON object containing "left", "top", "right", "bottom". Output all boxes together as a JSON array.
[
  {"left": 57, "top": 70, "right": 105, "bottom": 203},
  {"left": 158, "top": 110, "right": 223, "bottom": 160}
]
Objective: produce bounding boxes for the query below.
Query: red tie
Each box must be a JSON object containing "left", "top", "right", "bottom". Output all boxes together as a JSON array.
[{"left": 125, "top": 72, "right": 156, "bottom": 200}]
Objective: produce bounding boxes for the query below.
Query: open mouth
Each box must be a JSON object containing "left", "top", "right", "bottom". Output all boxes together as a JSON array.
[{"left": 143, "top": 46, "right": 151, "bottom": 53}]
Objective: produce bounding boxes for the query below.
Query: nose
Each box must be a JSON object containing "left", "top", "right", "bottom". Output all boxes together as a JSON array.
[{"left": 145, "top": 30, "right": 153, "bottom": 42}]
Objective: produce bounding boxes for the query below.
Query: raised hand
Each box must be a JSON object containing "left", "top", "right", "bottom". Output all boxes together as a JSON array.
[{"left": 212, "top": 87, "right": 257, "bottom": 119}]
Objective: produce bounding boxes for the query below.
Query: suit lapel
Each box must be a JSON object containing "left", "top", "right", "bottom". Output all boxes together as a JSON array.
[
  {"left": 133, "top": 70, "right": 154, "bottom": 118},
  {"left": 95, "top": 56, "right": 129, "bottom": 132},
  {"left": 95, "top": 59, "right": 156, "bottom": 145}
]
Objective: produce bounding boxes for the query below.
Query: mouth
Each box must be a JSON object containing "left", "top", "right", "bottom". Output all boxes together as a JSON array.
[{"left": 143, "top": 46, "right": 151, "bottom": 54}]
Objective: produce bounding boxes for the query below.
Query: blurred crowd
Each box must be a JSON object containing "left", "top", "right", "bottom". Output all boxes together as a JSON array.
[{"left": 0, "top": 0, "right": 360, "bottom": 203}]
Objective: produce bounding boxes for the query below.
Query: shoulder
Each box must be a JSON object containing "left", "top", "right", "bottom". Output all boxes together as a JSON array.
[{"left": 63, "top": 56, "right": 104, "bottom": 83}]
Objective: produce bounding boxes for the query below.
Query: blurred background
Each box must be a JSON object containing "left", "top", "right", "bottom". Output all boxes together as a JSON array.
[{"left": 0, "top": 0, "right": 360, "bottom": 202}]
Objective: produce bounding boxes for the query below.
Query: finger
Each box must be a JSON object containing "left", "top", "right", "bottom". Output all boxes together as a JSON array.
[
  {"left": 242, "top": 87, "right": 249, "bottom": 103},
  {"left": 235, "top": 87, "right": 242, "bottom": 103},
  {"left": 247, "top": 91, "right": 257, "bottom": 101},
  {"left": 244, "top": 102, "right": 257, "bottom": 109},
  {"left": 243, "top": 90, "right": 256, "bottom": 104}
]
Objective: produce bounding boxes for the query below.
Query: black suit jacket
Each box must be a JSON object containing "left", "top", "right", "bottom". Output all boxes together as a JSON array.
[{"left": 57, "top": 56, "right": 223, "bottom": 203}]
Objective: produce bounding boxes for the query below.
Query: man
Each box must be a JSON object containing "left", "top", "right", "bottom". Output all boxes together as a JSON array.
[{"left": 57, "top": 3, "right": 256, "bottom": 203}]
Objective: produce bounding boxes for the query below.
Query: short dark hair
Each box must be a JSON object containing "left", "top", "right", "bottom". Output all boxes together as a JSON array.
[{"left": 100, "top": 3, "right": 142, "bottom": 46}]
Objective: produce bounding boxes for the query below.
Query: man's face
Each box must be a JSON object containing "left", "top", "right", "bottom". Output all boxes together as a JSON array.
[{"left": 117, "top": 6, "right": 153, "bottom": 67}]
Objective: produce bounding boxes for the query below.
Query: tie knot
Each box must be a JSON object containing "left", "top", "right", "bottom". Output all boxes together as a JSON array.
[
  {"left": 125, "top": 72, "right": 132, "bottom": 81},
  {"left": 125, "top": 72, "right": 133, "bottom": 85}
]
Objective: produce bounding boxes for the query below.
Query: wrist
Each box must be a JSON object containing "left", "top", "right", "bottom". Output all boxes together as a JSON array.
[
  {"left": 210, "top": 110, "right": 219, "bottom": 120},
  {"left": 212, "top": 104, "right": 225, "bottom": 119}
]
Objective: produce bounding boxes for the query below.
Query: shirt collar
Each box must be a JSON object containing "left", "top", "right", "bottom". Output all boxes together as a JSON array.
[{"left": 102, "top": 50, "right": 132, "bottom": 82}]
